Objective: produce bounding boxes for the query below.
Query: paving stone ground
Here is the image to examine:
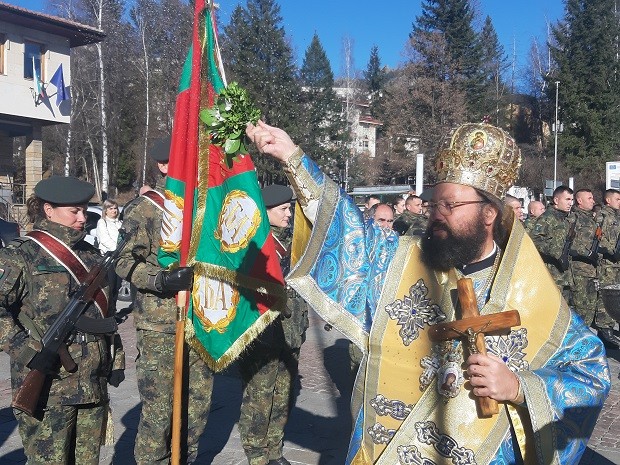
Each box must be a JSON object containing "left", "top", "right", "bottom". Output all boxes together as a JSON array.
[{"left": 1, "top": 306, "right": 619, "bottom": 464}]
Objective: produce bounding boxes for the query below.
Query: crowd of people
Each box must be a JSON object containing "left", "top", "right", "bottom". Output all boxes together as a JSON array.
[{"left": 0, "top": 120, "right": 616, "bottom": 465}]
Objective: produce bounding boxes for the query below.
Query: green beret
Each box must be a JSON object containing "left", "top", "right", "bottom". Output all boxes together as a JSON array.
[
  {"left": 34, "top": 176, "right": 95, "bottom": 205},
  {"left": 261, "top": 184, "right": 293, "bottom": 208},
  {"left": 149, "top": 137, "right": 171, "bottom": 162}
]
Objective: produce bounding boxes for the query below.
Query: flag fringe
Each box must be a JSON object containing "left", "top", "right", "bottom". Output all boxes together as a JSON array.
[
  {"left": 194, "top": 261, "right": 287, "bottom": 313},
  {"left": 185, "top": 308, "right": 280, "bottom": 371}
]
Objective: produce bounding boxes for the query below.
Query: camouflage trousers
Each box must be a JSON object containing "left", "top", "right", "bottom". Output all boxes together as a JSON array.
[
  {"left": 238, "top": 339, "right": 300, "bottom": 465},
  {"left": 135, "top": 329, "right": 213, "bottom": 465},
  {"left": 15, "top": 402, "right": 106, "bottom": 465},
  {"left": 572, "top": 274, "right": 598, "bottom": 326},
  {"left": 596, "top": 266, "right": 619, "bottom": 330}
]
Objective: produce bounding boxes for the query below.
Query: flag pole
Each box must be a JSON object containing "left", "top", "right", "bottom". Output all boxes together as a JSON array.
[
  {"left": 171, "top": 1, "right": 206, "bottom": 463},
  {"left": 171, "top": 291, "right": 188, "bottom": 465}
]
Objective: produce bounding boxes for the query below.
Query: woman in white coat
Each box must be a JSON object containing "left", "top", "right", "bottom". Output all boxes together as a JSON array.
[{"left": 96, "top": 199, "right": 122, "bottom": 313}]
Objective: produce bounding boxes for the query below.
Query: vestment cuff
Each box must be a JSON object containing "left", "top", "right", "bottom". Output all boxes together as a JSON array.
[
  {"left": 511, "top": 376, "right": 525, "bottom": 405},
  {"left": 282, "top": 147, "right": 321, "bottom": 207}
]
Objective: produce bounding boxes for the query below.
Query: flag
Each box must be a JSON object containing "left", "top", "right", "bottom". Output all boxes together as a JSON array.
[
  {"left": 50, "top": 64, "right": 69, "bottom": 105},
  {"left": 32, "top": 56, "right": 44, "bottom": 100},
  {"left": 158, "top": 0, "right": 286, "bottom": 371}
]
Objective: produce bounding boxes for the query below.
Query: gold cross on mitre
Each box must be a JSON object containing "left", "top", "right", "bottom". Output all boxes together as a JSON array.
[{"left": 427, "top": 277, "right": 521, "bottom": 417}]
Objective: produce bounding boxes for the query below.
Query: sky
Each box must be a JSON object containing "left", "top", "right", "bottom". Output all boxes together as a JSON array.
[{"left": 9, "top": 0, "right": 565, "bottom": 80}]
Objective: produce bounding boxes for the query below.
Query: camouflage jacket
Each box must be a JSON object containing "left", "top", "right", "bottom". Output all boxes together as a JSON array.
[
  {"left": 115, "top": 185, "right": 177, "bottom": 333},
  {"left": 263, "top": 225, "right": 308, "bottom": 350},
  {"left": 393, "top": 211, "right": 427, "bottom": 236},
  {"left": 524, "top": 216, "right": 538, "bottom": 234},
  {"left": 569, "top": 208, "right": 598, "bottom": 278},
  {"left": 531, "top": 207, "right": 574, "bottom": 288},
  {"left": 597, "top": 205, "right": 620, "bottom": 271},
  {"left": 0, "top": 219, "right": 121, "bottom": 406}
]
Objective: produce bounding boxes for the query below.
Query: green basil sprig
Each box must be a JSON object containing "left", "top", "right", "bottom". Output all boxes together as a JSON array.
[{"left": 199, "top": 82, "right": 261, "bottom": 167}]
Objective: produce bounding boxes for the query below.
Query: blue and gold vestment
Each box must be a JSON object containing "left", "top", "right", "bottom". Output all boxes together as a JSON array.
[{"left": 286, "top": 154, "right": 610, "bottom": 465}]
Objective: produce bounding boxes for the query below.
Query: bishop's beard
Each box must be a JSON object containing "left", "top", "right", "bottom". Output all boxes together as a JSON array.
[{"left": 421, "top": 215, "right": 488, "bottom": 271}]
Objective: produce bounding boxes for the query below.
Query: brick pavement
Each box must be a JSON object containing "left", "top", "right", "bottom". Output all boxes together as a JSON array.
[{"left": 1, "top": 308, "right": 620, "bottom": 464}]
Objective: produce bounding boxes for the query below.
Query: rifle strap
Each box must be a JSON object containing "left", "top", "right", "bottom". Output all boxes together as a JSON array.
[
  {"left": 141, "top": 190, "right": 165, "bottom": 210},
  {"left": 272, "top": 234, "right": 290, "bottom": 261},
  {"left": 26, "top": 230, "right": 109, "bottom": 316}
]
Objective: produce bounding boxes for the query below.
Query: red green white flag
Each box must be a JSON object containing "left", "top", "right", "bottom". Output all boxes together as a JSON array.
[{"left": 159, "top": 0, "right": 286, "bottom": 370}]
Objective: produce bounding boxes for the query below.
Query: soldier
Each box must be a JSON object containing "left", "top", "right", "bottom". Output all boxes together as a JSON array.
[
  {"left": 115, "top": 138, "right": 213, "bottom": 464},
  {"left": 524, "top": 200, "right": 545, "bottom": 232},
  {"left": 393, "top": 196, "right": 406, "bottom": 217},
  {"left": 595, "top": 189, "right": 620, "bottom": 348},
  {"left": 393, "top": 194, "right": 427, "bottom": 236},
  {"left": 0, "top": 176, "right": 124, "bottom": 464},
  {"left": 569, "top": 189, "right": 600, "bottom": 328},
  {"left": 373, "top": 203, "right": 395, "bottom": 230},
  {"left": 531, "top": 185, "right": 575, "bottom": 303},
  {"left": 503, "top": 194, "right": 524, "bottom": 221},
  {"left": 363, "top": 194, "right": 381, "bottom": 221},
  {"left": 238, "top": 184, "right": 309, "bottom": 465}
]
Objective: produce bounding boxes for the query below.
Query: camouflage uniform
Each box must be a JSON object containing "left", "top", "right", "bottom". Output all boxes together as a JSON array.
[
  {"left": 530, "top": 207, "right": 574, "bottom": 301},
  {"left": 568, "top": 208, "right": 599, "bottom": 325},
  {"left": 595, "top": 205, "right": 620, "bottom": 330},
  {"left": 393, "top": 211, "right": 428, "bottom": 236},
  {"left": 238, "top": 225, "right": 309, "bottom": 465},
  {"left": 524, "top": 216, "right": 538, "bottom": 234},
  {"left": 0, "top": 219, "right": 123, "bottom": 464},
  {"left": 116, "top": 186, "right": 213, "bottom": 465}
]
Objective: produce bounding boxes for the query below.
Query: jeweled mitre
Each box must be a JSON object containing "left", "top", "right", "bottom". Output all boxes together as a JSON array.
[{"left": 435, "top": 123, "right": 521, "bottom": 200}]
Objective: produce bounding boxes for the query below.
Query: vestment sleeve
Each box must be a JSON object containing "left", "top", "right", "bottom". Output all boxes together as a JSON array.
[
  {"left": 284, "top": 152, "right": 399, "bottom": 350},
  {"left": 518, "top": 312, "right": 610, "bottom": 463}
]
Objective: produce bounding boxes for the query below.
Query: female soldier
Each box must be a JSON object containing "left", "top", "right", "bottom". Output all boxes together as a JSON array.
[{"left": 0, "top": 176, "right": 124, "bottom": 464}]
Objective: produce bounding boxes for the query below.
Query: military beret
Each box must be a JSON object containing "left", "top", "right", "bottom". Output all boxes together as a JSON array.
[
  {"left": 149, "top": 137, "right": 171, "bottom": 162},
  {"left": 34, "top": 176, "right": 95, "bottom": 205},
  {"left": 261, "top": 184, "right": 293, "bottom": 208}
]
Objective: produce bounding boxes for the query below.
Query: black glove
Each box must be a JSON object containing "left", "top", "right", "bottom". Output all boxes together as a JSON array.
[
  {"left": 107, "top": 369, "right": 125, "bottom": 387},
  {"left": 156, "top": 267, "right": 194, "bottom": 292},
  {"left": 28, "top": 347, "right": 60, "bottom": 375}
]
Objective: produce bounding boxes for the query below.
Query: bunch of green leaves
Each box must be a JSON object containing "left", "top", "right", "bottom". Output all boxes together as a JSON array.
[{"left": 199, "top": 82, "right": 261, "bottom": 166}]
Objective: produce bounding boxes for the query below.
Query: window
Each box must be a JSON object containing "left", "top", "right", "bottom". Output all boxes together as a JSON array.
[
  {"left": 24, "top": 41, "right": 44, "bottom": 81},
  {"left": 0, "top": 34, "right": 5, "bottom": 75}
]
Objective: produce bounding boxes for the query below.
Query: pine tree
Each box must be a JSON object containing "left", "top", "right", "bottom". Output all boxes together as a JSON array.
[
  {"left": 364, "top": 45, "right": 387, "bottom": 93},
  {"left": 363, "top": 45, "right": 388, "bottom": 121},
  {"left": 411, "top": 0, "right": 484, "bottom": 119},
  {"left": 548, "top": 0, "right": 620, "bottom": 186},
  {"left": 221, "top": 0, "right": 302, "bottom": 183},
  {"left": 478, "top": 16, "right": 509, "bottom": 126},
  {"left": 298, "top": 34, "right": 347, "bottom": 179}
]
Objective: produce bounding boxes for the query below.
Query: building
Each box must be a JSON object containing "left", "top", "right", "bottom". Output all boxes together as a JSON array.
[
  {"left": 334, "top": 87, "right": 382, "bottom": 159},
  {"left": 0, "top": 2, "right": 104, "bottom": 222}
]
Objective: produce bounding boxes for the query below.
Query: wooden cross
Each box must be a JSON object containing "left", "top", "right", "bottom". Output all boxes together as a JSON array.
[{"left": 427, "top": 277, "right": 521, "bottom": 417}]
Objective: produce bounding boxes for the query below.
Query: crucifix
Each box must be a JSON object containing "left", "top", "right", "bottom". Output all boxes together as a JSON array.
[{"left": 427, "top": 277, "right": 521, "bottom": 417}]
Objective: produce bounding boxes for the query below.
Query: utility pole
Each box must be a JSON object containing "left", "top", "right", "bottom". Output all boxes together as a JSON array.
[{"left": 553, "top": 81, "right": 560, "bottom": 188}]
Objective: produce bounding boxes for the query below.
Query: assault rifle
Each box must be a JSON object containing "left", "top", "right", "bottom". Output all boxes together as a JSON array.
[
  {"left": 12, "top": 228, "right": 134, "bottom": 417},
  {"left": 588, "top": 225, "right": 603, "bottom": 266},
  {"left": 559, "top": 219, "right": 576, "bottom": 272}
]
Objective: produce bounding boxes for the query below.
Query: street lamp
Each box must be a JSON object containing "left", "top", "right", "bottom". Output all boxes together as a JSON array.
[{"left": 553, "top": 81, "right": 560, "bottom": 188}]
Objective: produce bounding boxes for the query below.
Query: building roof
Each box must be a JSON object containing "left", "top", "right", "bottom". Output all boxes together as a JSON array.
[
  {"left": 0, "top": 2, "right": 105, "bottom": 47},
  {"left": 359, "top": 115, "right": 382, "bottom": 126}
]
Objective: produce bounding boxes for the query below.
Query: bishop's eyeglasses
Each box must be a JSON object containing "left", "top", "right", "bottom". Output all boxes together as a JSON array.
[{"left": 426, "top": 200, "right": 488, "bottom": 216}]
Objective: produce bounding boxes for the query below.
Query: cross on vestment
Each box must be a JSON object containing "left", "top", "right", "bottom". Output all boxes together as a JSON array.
[{"left": 427, "top": 277, "right": 521, "bottom": 417}]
